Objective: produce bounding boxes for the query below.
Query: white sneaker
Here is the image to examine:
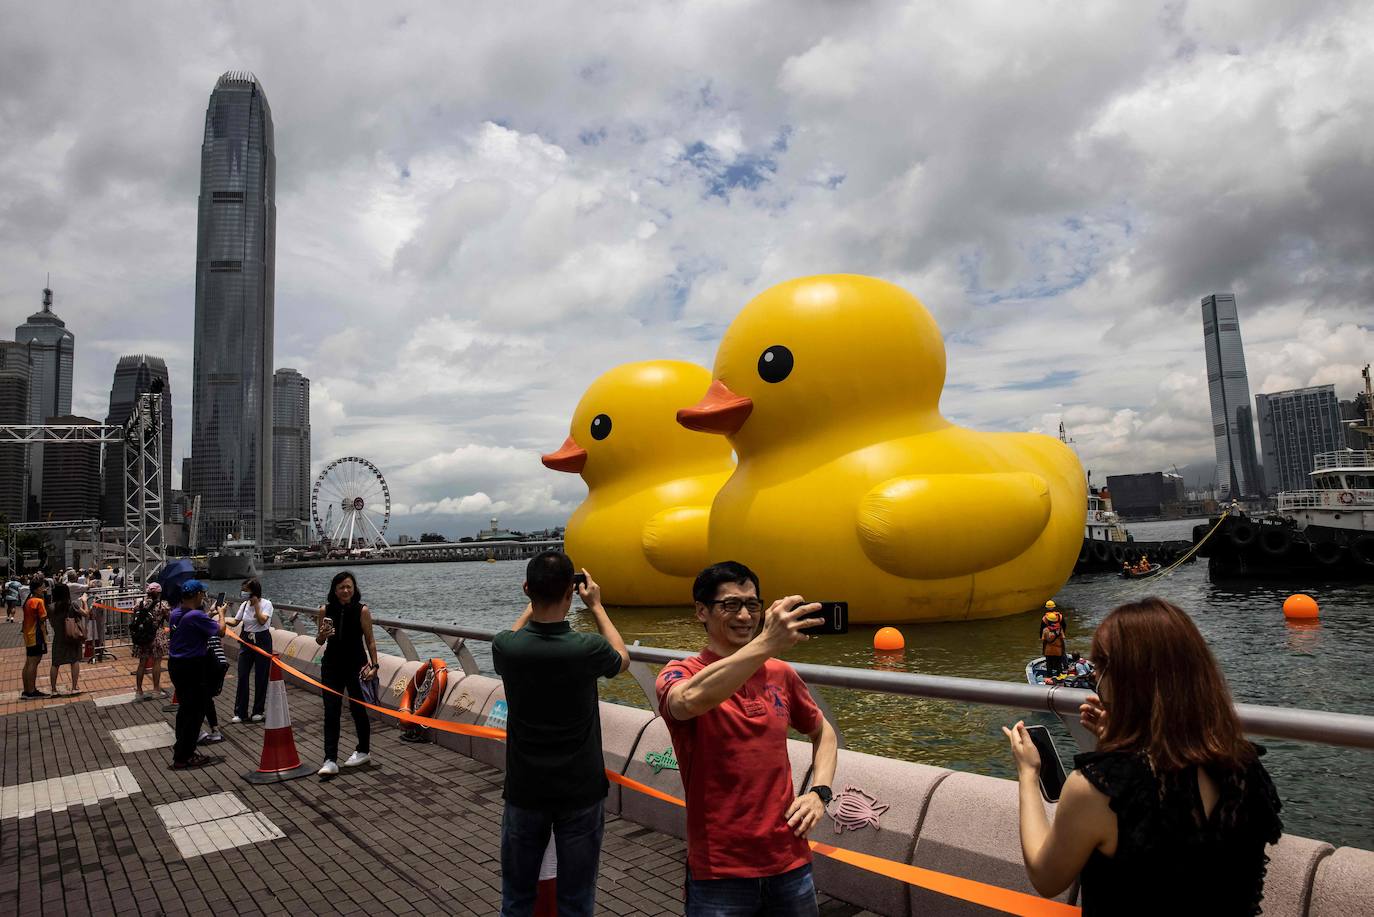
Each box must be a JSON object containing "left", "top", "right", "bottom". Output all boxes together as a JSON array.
[
  {"left": 317, "top": 760, "right": 339, "bottom": 776},
  {"left": 342, "top": 751, "right": 371, "bottom": 768},
  {"left": 229, "top": 715, "right": 243, "bottom": 725},
  {"left": 197, "top": 731, "right": 224, "bottom": 745},
  {"left": 250, "top": 713, "right": 265, "bottom": 723}
]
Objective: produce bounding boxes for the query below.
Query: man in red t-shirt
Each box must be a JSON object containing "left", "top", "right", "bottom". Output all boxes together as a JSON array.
[{"left": 656, "top": 561, "right": 838, "bottom": 915}]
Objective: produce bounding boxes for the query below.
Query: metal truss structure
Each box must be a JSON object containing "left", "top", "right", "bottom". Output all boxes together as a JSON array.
[{"left": 0, "top": 392, "right": 165, "bottom": 584}]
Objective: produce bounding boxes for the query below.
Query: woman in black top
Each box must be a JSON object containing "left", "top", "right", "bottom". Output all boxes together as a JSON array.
[
  {"left": 1004, "top": 597, "right": 1282, "bottom": 915},
  {"left": 47, "top": 581, "right": 88, "bottom": 695},
  {"left": 314, "top": 571, "right": 380, "bottom": 776}
]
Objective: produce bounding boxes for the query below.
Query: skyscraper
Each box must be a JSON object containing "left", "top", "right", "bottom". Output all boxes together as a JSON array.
[
  {"left": 102, "top": 355, "right": 173, "bottom": 526},
  {"left": 13, "top": 282, "right": 74, "bottom": 519},
  {"left": 1201, "top": 293, "right": 1263, "bottom": 498},
  {"left": 1256, "top": 385, "right": 1344, "bottom": 494},
  {"left": 272, "top": 368, "right": 311, "bottom": 537},
  {"left": 188, "top": 71, "right": 276, "bottom": 547},
  {"left": 40, "top": 415, "right": 102, "bottom": 521},
  {"left": 0, "top": 342, "right": 31, "bottom": 522}
]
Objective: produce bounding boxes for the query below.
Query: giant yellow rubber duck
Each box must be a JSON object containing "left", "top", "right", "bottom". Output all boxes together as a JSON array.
[
  {"left": 543, "top": 361, "right": 735, "bottom": 606},
  {"left": 676, "top": 275, "right": 1085, "bottom": 623}
]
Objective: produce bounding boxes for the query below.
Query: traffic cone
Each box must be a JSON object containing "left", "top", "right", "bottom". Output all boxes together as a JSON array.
[
  {"left": 244, "top": 654, "right": 315, "bottom": 783},
  {"left": 162, "top": 687, "right": 178, "bottom": 712},
  {"left": 534, "top": 836, "right": 556, "bottom": 916}
]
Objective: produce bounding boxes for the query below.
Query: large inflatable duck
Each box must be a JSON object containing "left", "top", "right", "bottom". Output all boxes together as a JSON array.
[
  {"left": 543, "top": 361, "right": 735, "bottom": 606},
  {"left": 676, "top": 274, "right": 1085, "bottom": 623}
]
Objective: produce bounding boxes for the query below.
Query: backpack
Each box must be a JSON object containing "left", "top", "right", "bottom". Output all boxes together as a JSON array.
[{"left": 130, "top": 604, "right": 157, "bottom": 645}]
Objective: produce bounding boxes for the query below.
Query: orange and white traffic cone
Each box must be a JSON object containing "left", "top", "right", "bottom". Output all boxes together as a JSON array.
[
  {"left": 162, "top": 686, "right": 178, "bottom": 713},
  {"left": 244, "top": 654, "right": 315, "bottom": 783},
  {"left": 533, "top": 836, "right": 557, "bottom": 916}
]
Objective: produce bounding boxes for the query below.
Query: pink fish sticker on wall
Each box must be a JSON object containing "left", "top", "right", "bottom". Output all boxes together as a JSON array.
[{"left": 828, "top": 785, "right": 890, "bottom": 834}]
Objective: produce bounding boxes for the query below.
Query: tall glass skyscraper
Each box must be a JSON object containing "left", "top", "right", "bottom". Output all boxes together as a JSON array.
[
  {"left": 1202, "top": 293, "right": 1263, "bottom": 499},
  {"left": 272, "top": 368, "right": 311, "bottom": 536},
  {"left": 0, "top": 342, "right": 31, "bottom": 522},
  {"left": 189, "top": 71, "right": 276, "bottom": 547},
  {"left": 1256, "top": 385, "right": 1343, "bottom": 494},
  {"left": 102, "top": 355, "right": 173, "bottom": 526},
  {"left": 13, "top": 283, "right": 74, "bottom": 519}
]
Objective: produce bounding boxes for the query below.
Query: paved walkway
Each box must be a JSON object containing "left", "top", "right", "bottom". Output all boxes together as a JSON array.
[{"left": 0, "top": 621, "right": 870, "bottom": 916}]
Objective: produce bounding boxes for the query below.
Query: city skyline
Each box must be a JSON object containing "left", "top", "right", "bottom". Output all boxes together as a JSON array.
[
  {"left": 187, "top": 71, "right": 276, "bottom": 548},
  {"left": 101, "top": 354, "right": 173, "bottom": 528},
  {"left": 12, "top": 284, "right": 74, "bottom": 520},
  {"left": 1, "top": 3, "right": 1371, "bottom": 535}
]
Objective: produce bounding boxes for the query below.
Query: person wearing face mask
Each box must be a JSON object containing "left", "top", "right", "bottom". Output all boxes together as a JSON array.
[{"left": 228, "top": 578, "right": 274, "bottom": 724}]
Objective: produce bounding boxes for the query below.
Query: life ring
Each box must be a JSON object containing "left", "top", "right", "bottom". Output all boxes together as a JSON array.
[
  {"left": 1094, "top": 511, "right": 1105, "bottom": 522},
  {"left": 1338, "top": 491, "right": 1355, "bottom": 506},
  {"left": 401, "top": 658, "right": 449, "bottom": 718}
]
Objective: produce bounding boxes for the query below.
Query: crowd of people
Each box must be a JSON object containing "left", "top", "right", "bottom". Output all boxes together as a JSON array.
[{"left": 3, "top": 552, "right": 1285, "bottom": 915}]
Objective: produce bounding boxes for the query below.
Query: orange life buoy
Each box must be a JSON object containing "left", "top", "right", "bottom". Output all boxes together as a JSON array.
[
  {"left": 401, "top": 658, "right": 448, "bottom": 718},
  {"left": 1338, "top": 491, "right": 1355, "bottom": 505}
]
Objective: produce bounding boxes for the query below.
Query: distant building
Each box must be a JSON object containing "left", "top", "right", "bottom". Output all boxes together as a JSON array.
[
  {"left": 101, "top": 355, "right": 173, "bottom": 527},
  {"left": 188, "top": 71, "right": 276, "bottom": 548},
  {"left": 272, "top": 368, "right": 310, "bottom": 536},
  {"left": 1256, "top": 385, "right": 1344, "bottom": 495},
  {"left": 1201, "top": 293, "right": 1264, "bottom": 498},
  {"left": 40, "top": 415, "right": 102, "bottom": 520},
  {"left": 13, "top": 283, "right": 75, "bottom": 519},
  {"left": 1339, "top": 369, "right": 1373, "bottom": 451},
  {"left": 1105, "top": 472, "right": 1186, "bottom": 519},
  {"left": 0, "top": 342, "right": 31, "bottom": 521},
  {"left": 475, "top": 517, "right": 518, "bottom": 541}
]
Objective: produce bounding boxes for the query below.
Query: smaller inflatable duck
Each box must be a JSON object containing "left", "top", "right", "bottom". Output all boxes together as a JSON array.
[
  {"left": 543, "top": 361, "right": 735, "bottom": 606},
  {"left": 677, "top": 274, "right": 1085, "bottom": 623}
]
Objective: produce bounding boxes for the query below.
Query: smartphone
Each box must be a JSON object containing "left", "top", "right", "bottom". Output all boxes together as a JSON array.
[
  {"left": 572, "top": 573, "right": 588, "bottom": 589},
  {"left": 804, "top": 601, "right": 849, "bottom": 635},
  {"left": 215, "top": 591, "right": 226, "bottom": 606},
  {"left": 1022, "top": 724, "right": 1068, "bottom": 803}
]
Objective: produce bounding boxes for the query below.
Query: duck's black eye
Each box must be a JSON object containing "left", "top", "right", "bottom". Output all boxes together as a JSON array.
[
  {"left": 757, "top": 345, "right": 793, "bottom": 383},
  {"left": 590, "top": 414, "right": 612, "bottom": 440}
]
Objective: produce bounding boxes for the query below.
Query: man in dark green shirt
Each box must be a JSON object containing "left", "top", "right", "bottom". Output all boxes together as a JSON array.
[{"left": 492, "top": 550, "right": 629, "bottom": 917}]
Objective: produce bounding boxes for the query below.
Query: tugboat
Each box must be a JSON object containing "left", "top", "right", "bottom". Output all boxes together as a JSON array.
[
  {"left": 208, "top": 534, "right": 259, "bottom": 580},
  {"left": 1196, "top": 368, "right": 1374, "bottom": 580}
]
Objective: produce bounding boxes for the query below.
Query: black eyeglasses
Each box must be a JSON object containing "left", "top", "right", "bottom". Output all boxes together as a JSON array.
[{"left": 710, "top": 598, "right": 764, "bottom": 614}]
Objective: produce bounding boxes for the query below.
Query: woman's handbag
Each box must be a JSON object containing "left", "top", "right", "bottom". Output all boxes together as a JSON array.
[
  {"left": 207, "top": 634, "right": 230, "bottom": 696},
  {"left": 358, "top": 660, "right": 381, "bottom": 705},
  {"left": 65, "top": 611, "right": 87, "bottom": 641}
]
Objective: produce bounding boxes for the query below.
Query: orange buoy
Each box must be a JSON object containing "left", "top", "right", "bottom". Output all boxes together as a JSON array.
[
  {"left": 874, "top": 626, "right": 905, "bottom": 652},
  {"left": 1282, "top": 594, "right": 1319, "bottom": 620}
]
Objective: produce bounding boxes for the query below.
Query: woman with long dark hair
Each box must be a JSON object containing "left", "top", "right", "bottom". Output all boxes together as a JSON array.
[
  {"left": 1005, "top": 597, "right": 1283, "bottom": 914},
  {"left": 315, "top": 571, "right": 380, "bottom": 776},
  {"left": 47, "top": 581, "right": 88, "bottom": 695}
]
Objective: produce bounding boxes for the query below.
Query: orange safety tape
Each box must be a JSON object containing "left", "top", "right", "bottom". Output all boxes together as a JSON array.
[{"left": 97, "top": 602, "right": 1079, "bottom": 916}]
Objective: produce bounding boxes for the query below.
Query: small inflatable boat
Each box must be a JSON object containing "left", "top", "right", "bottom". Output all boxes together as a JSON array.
[{"left": 1119, "top": 563, "right": 1161, "bottom": 579}]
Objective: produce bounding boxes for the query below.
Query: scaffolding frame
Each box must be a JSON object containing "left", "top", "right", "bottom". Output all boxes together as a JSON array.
[{"left": 0, "top": 392, "right": 165, "bottom": 584}]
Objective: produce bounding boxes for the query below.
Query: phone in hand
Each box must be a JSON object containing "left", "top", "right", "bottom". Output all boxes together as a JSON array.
[
  {"left": 215, "top": 591, "right": 226, "bottom": 606},
  {"left": 572, "top": 573, "right": 588, "bottom": 590},
  {"left": 804, "top": 601, "right": 849, "bottom": 635},
  {"left": 1022, "top": 724, "right": 1068, "bottom": 803}
]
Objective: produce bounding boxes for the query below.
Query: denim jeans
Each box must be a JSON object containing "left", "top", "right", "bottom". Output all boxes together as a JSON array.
[
  {"left": 685, "top": 864, "right": 819, "bottom": 917},
  {"left": 500, "top": 799, "right": 605, "bottom": 917},
  {"left": 234, "top": 630, "right": 272, "bottom": 718}
]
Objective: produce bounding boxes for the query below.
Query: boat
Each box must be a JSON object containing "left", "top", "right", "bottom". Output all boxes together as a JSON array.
[
  {"left": 1119, "top": 563, "right": 1162, "bottom": 579},
  {"left": 208, "top": 535, "right": 259, "bottom": 580},
  {"left": 1026, "top": 655, "right": 1097, "bottom": 688}
]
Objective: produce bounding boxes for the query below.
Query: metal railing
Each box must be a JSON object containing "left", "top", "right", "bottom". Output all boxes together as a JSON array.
[
  {"left": 1277, "top": 489, "right": 1374, "bottom": 510},
  {"left": 274, "top": 603, "right": 1374, "bottom": 754},
  {"left": 1312, "top": 450, "right": 1374, "bottom": 471}
]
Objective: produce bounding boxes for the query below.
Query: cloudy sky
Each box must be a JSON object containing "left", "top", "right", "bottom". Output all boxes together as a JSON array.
[{"left": 2, "top": 1, "right": 1371, "bottom": 538}]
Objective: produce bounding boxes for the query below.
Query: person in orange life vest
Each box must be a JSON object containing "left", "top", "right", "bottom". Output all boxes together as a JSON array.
[
  {"left": 1042, "top": 611, "right": 1067, "bottom": 677},
  {"left": 656, "top": 561, "right": 839, "bottom": 916}
]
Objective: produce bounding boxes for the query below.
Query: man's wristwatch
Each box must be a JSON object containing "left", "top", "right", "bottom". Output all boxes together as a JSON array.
[{"left": 809, "top": 785, "right": 833, "bottom": 806}]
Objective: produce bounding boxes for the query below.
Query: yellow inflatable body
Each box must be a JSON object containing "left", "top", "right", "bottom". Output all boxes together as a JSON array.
[
  {"left": 544, "top": 361, "right": 735, "bottom": 606},
  {"left": 677, "top": 275, "right": 1085, "bottom": 623}
]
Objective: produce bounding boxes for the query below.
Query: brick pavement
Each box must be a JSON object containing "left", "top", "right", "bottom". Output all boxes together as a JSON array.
[{"left": 0, "top": 620, "right": 873, "bottom": 916}]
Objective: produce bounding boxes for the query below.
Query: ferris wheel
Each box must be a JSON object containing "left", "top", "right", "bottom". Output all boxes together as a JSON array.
[{"left": 311, "top": 456, "right": 391, "bottom": 549}]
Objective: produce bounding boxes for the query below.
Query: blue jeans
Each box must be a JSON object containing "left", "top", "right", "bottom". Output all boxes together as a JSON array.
[
  {"left": 500, "top": 799, "right": 604, "bottom": 917},
  {"left": 686, "top": 864, "right": 818, "bottom": 917}
]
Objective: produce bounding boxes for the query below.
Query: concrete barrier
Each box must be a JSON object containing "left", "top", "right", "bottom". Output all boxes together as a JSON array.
[
  {"left": 908, "top": 770, "right": 1072, "bottom": 915},
  {"left": 433, "top": 674, "right": 503, "bottom": 758},
  {"left": 1309, "top": 846, "right": 1374, "bottom": 917},
  {"left": 620, "top": 717, "right": 687, "bottom": 840},
  {"left": 599, "top": 703, "right": 657, "bottom": 816},
  {"left": 808, "top": 749, "right": 950, "bottom": 917},
  {"left": 471, "top": 685, "right": 510, "bottom": 770},
  {"left": 1260, "top": 834, "right": 1333, "bottom": 916}
]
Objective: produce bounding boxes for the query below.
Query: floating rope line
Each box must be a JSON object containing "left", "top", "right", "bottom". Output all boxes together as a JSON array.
[{"left": 1125, "top": 505, "right": 1234, "bottom": 589}]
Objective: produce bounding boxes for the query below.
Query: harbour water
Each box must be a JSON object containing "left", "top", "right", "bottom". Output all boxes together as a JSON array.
[{"left": 206, "top": 519, "right": 1374, "bottom": 850}]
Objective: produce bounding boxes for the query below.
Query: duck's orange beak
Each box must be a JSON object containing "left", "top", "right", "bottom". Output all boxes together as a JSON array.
[
  {"left": 677, "top": 380, "right": 753, "bottom": 435},
  {"left": 541, "top": 437, "right": 588, "bottom": 473}
]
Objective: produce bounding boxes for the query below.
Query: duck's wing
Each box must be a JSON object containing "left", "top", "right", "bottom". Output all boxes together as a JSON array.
[
  {"left": 857, "top": 472, "right": 1051, "bottom": 579},
  {"left": 641, "top": 505, "right": 712, "bottom": 577}
]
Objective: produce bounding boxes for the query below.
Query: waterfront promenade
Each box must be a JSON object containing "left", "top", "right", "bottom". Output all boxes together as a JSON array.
[{"left": 0, "top": 624, "right": 869, "bottom": 917}]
